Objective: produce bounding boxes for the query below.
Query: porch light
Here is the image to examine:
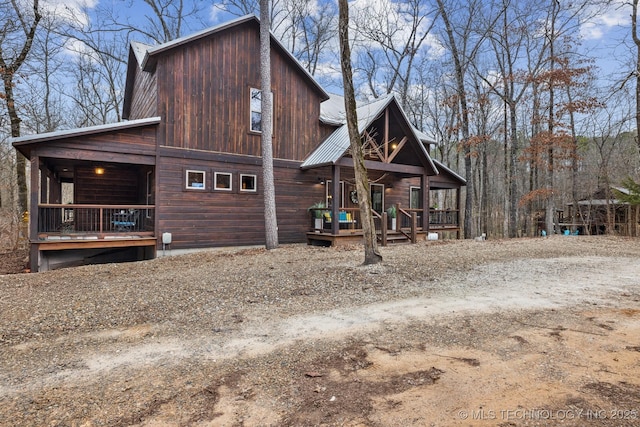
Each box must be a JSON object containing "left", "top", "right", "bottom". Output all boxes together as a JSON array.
[
  {"left": 95, "top": 167, "right": 105, "bottom": 175},
  {"left": 390, "top": 142, "right": 398, "bottom": 151}
]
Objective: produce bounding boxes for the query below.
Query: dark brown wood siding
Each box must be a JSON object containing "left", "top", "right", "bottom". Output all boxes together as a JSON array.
[
  {"left": 75, "top": 165, "right": 143, "bottom": 204},
  {"left": 155, "top": 21, "right": 329, "bottom": 161},
  {"left": 156, "top": 148, "right": 329, "bottom": 248},
  {"left": 59, "top": 125, "right": 157, "bottom": 160},
  {"left": 128, "top": 66, "right": 158, "bottom": 120}
]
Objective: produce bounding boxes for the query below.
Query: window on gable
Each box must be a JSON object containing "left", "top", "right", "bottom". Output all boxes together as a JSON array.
[
  {"left": 250, "top": 88, "right": 262, "bottom": 132},
  {"left": 214, "top": 172, "right": 232, "bottom": 191},
  {"left": 186, "top": 170, "right": 206, "bottom": 190},
  {"left": 250, "top": 88, "right": 273, "bottom": 133},
  {"left": 240, "top": 174, "right": 257, "bottom": 192}
]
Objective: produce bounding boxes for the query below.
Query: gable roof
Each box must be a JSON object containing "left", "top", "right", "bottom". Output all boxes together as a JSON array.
[
  {"left": 130, "top": 14, "right": 328, "bottom": 100},
  {"left": 302, "top": 94, "right": 437, "bottom": 175}
]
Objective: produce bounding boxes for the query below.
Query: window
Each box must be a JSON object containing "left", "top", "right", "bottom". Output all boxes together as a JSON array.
[
  {"left": 249, "top": 87, "right": 273, "bottom": 133},
  {"left": 370, "top": 183, "right": 384, "bottom": 213},
  {"left": 214, "top": 172, "right": 232, "bottom": 191},
  {"left": 325, "top": 180, "right": 345, "bottom": 207},
  {"left": 240, "top": 174, "right": 257, "bottom": 192},
  {"left": 186, "top": 170, "right": 205, "bottom": 190},
  {"left": 410, "top": 186, "right": 422, "bottom": 209},
  {"left": 250, "top": 88, "right": 262, "bottom": 132}
]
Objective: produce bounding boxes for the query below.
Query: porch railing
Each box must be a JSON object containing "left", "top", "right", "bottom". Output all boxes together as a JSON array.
[
  {"left": 309, "top": 207, "right": 362, "bottom": 231},
  {"left": 429, "top": 209, "right": 459, "bottom": 228},
  {"left": 37, "top": 204, "right": 155, "bottom": 236}
]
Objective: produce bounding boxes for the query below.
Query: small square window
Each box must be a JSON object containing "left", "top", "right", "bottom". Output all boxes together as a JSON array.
[
  {"left": 186, "top": 170, "right": 205, "bottom": 190},
  {"left": 240, "top": 174, "right": 257, "bottom": 192},
  {"left": 214, "top": 172, "right": 232, "bottom": 191}
]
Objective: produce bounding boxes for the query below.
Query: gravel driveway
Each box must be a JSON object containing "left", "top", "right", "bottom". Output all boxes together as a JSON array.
[{"left": 1, "top": 236, "right": 639, "bottom": 426}]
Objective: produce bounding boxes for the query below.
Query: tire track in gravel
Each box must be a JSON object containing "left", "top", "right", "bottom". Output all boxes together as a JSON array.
[{"left": 2, "top": 256, "right": 638, "bottom": 397}]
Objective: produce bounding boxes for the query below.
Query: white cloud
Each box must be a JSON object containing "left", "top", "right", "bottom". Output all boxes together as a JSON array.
[
  {"left": 580, "top": 0, "right": 630, "bottom": 41},
  {"left": 42, "top": 0, "right": 96, "bottom": 28}
]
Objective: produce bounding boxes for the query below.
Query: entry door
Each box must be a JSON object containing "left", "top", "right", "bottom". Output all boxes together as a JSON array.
[{"left": 370, "top": 183, "right": 384, "bottom": 213}]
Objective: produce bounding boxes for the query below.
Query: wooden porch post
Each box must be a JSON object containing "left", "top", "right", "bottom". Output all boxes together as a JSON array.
[
  {"left": 39, "top": 167, "right": 47, "bottom": 203},
  {"left": 456, "top": 188, "right": 462, "bottom": 239},
  {"left": 421, "top": 174, "right": 430, "bottom": 232},
  {"left": 50, "top": 173, "right": 61, "bottom": 204},
  {"left": 331, "top": 165, "right": 341, "bottom": 235},
  {"left": 29, "top": 155, "right": 40, "bottom": 272}
]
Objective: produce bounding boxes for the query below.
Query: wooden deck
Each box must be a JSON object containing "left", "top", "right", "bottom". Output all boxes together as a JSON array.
[
  {"left": 306, "top": 229, "right": 429, "bottom": 247},
  {"left": 31, "top": 204, "right": 157, "bottom": 271}
]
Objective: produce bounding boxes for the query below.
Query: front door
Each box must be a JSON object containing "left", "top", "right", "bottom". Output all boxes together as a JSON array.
[{"left": 370, "top": 183, "right": 384, "bottom": 213}]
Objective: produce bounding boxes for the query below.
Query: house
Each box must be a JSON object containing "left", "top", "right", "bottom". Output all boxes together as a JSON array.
[
  {"left": 12, "top": 15, "right": 465, "bottom": 272},
  {"left": 560, "top": 186, "right": 640, "bottom": 236}
]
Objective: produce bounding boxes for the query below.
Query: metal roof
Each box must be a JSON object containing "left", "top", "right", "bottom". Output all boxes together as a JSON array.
[
  {"left": 302, "top": 94, "right": 437, "bottom": 174},
  {"left": 130, "top": 41, "right": 153, "bottom": 68},
  {"left": 432, "top": 158, "right": 466, "bottom": 185},
  {"left": 12, "top": 117, "right": 161, "bottom": 146},
  {"left": 302, "top": 95, "right": 394, "bottom": 168}
]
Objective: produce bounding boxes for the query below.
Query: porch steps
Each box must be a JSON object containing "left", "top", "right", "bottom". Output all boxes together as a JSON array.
[{"left": 381, "top": 231, "right": 411, "bottom": 244}]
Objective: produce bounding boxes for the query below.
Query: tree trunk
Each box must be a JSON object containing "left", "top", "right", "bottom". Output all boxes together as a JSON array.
[
  {"left": 0, "top": 0, "right": 41, "bottom": 215},
  {"left": 338, "top": 0, "right": 382, "bottom": 265},
  {"left": 633, "top": 0, "right": 640, "bottom": 156},
  {"left": 260, "top": 0, "right": 278, "bottom": 249},
  {"left": 436, "top": 0, "right": 473, "bottom": 239}
]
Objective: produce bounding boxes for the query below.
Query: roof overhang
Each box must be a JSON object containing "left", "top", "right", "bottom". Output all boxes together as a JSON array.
[
  {"left": 12, "top": 117, "right": 161, "bottom": 159},
  {"left": 302, "top": 94, "right": 438, "bottom": 176}
]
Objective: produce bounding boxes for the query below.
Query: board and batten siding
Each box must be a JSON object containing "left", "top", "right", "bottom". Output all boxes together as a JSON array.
[
  {"left": 154, "top": 21, "right": 330, "bottom": 162},
  {"left": 127, "top": 65, "right": 158, "bottom": 120},
  {"left": 155, "top": 149, "right": 329, "bottom": 248}
]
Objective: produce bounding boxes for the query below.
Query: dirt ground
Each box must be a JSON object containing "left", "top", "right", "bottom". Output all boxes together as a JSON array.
[
  {"left": 1, "top": 236, "right": 640, "bottom": 426},
  {"left": 0, "top": 247, "right": 29, "bottom": 275}
]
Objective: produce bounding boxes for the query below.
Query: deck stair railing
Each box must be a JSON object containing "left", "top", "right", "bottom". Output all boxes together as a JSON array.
[{"left": 396, "top": 204, "right": 417, "bottom": 243}]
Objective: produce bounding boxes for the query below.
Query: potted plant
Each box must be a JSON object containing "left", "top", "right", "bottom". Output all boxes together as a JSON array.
[
  {"left": 308, "top": 202, "right": 326, "bottom": 230},
  {"left": 386, "top": 205, "right": 397, "bottom": 230}
]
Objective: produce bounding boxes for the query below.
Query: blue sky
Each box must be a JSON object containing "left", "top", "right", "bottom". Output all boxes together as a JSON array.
[{"left": 52, "top": 0, "right": 638, "bottom": 94}]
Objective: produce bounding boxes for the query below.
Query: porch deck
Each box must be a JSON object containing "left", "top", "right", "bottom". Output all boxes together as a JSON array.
[
  {"left": 32, "top": 204, "right": 157, "bottom": 271},
  {"left": 306, "top": 208, "right": 459, "bottom": 246}
]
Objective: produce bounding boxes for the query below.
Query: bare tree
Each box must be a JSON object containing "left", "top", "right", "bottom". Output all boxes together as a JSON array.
[
  {"left": 338, "top": 0, "right": 382, "bottom": 264},
  {"left": 633, "top": 0, "right": 640, "bottom": 155},
  {"left": 435, "top": 0, "right": 498, "bottom": 239},
  {"left": 353, "top": 0, "right": 437, "bottom": 107},
  {"left": 0, "top": 0, "right": 42, "bottom": 215},
  {"left": 260, "top": 0, "right": 279, "bottom": 249}
]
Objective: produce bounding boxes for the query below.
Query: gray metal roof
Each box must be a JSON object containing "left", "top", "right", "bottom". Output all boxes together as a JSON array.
[
  {"left": 12, "top": 117, "right": 161, "bottom": 146},
  {"left": 130, "top": 41, "right": 153, "bottom": 68},
  {"left": 432, "top": 158, "right": 466, "bottom": 184},
  {"left": 302, "top": 95, "right": 394, "bottom": 168},
  {"left": 303, "top": 94, "right": 437, "bottom": 174}
]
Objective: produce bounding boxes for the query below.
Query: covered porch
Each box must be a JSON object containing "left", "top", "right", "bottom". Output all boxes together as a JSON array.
[
  {"left": 12, "top": 117, "right": 160, "bottom": 271},
  {"left": 303, "top": 94, "right": 465, "bottom": 247},
  {"left": 304, "top": 161, "right": 464, "bottom": 247}
]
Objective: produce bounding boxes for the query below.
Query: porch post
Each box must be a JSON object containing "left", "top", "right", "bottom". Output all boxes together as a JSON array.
[
  {"left": 331, "top": 165, "right": 340, "bottom": 235},
  {"left": 29, "top": 155, "right": 40, "bottom": 272},
  {"left": 50, "top": 172, "right": 61, "bottom": 204},
  {"left": 456, "top": 188, "right": 462, "bottom": 239},
  {"left": 39, "top": 167, "right": 47, "bottom": 203},
  {"left": 421, "top": 173, "right": 430, "bottom": 232}
]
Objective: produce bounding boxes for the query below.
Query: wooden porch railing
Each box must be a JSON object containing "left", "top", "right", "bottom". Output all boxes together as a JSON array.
[
  {"left": 37, "top": 204, "right": 155, "bottom": 236},
  {"left": 309, "top": 206, "right": 419, "bottom": 246},
  {"left": 429, "top": 209, "right": 459, "bottom": 228}
]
